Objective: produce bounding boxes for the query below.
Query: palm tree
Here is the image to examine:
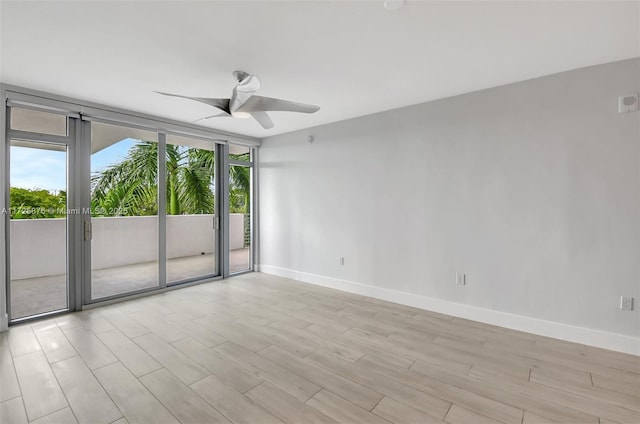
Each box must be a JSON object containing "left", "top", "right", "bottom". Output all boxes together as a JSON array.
[
  {"left": 228, "top": 155, "right": 251, "bottom": 248},
  {"left": 229, "top": 162, "right": 250, "bottom": 214},
  {"left": 92, "top": 141, "right": 215, "bottom": 216}
]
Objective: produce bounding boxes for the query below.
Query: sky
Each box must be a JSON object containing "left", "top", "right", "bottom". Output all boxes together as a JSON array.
[
  {"left": 10, "top": 138, "right": 135, "bottom": 192},
  {"left": 10, "top": 146, "right": 67, "bottom": 192}
]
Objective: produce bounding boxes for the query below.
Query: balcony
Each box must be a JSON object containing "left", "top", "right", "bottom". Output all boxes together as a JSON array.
[{"left": 9, "top": 214, "right": 249, "bottom": 319}]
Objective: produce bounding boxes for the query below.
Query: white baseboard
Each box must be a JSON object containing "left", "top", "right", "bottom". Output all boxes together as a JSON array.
[{"left": 259, "top": 264, "right": 640, "bottom": 356}]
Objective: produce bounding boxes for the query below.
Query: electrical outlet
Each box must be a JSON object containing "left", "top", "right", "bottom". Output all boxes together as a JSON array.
[
  {"left": 456, "top": 272, "right": 466, "bottom": 285},
  {"left": 620, "top": 296, "right": 634, "bottom": 311},
  {"left": 618, "top": 94, "right": 639, "bottom": 113},
  {"left": 339, "top": 257, "right": 344, "bottom": 266}
]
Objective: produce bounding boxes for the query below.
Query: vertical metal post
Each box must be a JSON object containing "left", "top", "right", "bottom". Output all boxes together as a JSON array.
[
  {"left": 213, "top": 142, "right": 220, "bottom": 277},
  {"left": 80, "top": 120, "right": 92, "bottom": 305},
  {"left": 251, "top": 147, "right": 259, "bottom": 271},
  {"left": 158, "top": 133, "right": 167, "bottom": 288},
  {"left": 221, "top": 143, "right": 230, "bottom": 278},
  {"left": 1, "top": 97, "right": 9, "bottom": 329},
  {"left": 67, "top": 117, "right": 78, "bottom": 311}
]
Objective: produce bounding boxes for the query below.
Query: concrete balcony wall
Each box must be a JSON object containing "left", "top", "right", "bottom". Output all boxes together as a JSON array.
[
  {"left": 92, "top": 216, "right": 160, "bottom": 271},
  {"left": 10, "top": 218, "right": 66, "bottom": 280},
  {"left": 228, "top": 213, "right": 246, "bottom": 253},
  {"left": 10, "top": 214, "right": 247, "bottom": 279}
]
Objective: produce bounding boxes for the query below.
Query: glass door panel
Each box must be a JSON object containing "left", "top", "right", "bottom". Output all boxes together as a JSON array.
[
  {"left": 90, "top": 122, "right": 159, "bottom": 300},
  {"left": 229, "top": 145, "right": 252, "bottom": 273},
  {"left": 9, "top": 140, "right": 68, "bottom": 319},
  {"left": 166, "top": 134, "right": 218, "bottom": 283}
]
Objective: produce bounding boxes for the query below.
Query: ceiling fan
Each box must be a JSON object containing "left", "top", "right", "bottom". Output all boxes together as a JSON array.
[{"left": 155, "top": 71, "right": 320, "bottom": 129}]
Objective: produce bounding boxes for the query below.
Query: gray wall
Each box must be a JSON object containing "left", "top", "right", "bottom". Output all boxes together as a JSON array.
[{"left": 259, "top": 58, "right": 640, "bottom": 338}]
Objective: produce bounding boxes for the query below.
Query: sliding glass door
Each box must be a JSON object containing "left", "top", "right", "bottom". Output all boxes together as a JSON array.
[
  {"left": 89, "top": 121, "right": 160, "bottom": 300},
  {"left": 6, "top": 107, "right": 74, "bottom": 321},
  {"left": 229, "top": 145, "right": 253, "bottom": 274},
  {"left": 166, "top": 134, "right": 218, "bottom": 284},
  {"left": 85, "top": 122, "right": 224, "bottom": 303},
  {"left": 4, "top": 96, "right": 256, "bottom": 322}
]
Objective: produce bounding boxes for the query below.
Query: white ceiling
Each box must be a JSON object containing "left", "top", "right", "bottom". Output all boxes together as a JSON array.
[{"left": 1, "top": 1, "right": 638, "bottom": 138}]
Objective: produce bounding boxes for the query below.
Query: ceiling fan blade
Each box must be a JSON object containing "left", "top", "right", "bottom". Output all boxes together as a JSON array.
[
  {"left": 250, "top": 111, "right": 274, "bottom": 129},
  {"left": 193, "top": 113, "right": 231, "bottom": 123},
  {"left": 155, "top": 91, "right": 231, "bottom": 113},
  {"left": 237, "top": 95, "right": 320, "bottom": 114}
]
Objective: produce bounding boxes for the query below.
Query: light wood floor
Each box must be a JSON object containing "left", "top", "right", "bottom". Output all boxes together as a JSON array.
[{"left": 1, "top": 273, "right": 638, "bottom": 424}]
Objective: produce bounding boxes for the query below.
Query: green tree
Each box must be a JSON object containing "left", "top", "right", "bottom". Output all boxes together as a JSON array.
[
  {"left": 92, "top": 142, "right": 251, "bottom": 217},
  {"left": 9, "top": 187, "right": 66, "bottom": 219},
  {"left": 91, "top": 141, "right": 214, "bottom": 216}
]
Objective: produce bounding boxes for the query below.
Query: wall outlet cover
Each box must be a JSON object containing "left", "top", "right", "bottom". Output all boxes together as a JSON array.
[
  {"left": 620, "top": 296, "right": 634, "bottom": 311},
  {"left": 618, "top": 94, "right": 639, "bottom": 113}
]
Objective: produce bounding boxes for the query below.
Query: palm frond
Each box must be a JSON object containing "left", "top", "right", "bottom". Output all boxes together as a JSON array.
[
  {"left": 178, "top": 166, "right": 214, "bottom": 214},
  {"left": 92, "top": 141, "right": 220, "bottom": 216}
]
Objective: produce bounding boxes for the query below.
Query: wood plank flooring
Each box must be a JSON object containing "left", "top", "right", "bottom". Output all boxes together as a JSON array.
[{"left": 1, "top": 272, "right": 638, "bottom": 424}]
